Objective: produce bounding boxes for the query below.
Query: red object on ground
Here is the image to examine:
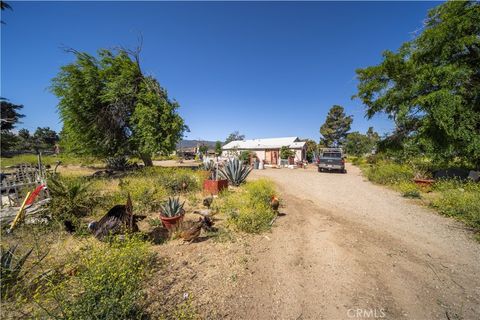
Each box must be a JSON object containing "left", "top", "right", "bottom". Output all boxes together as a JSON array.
[
  {"left": 203, "top": 179, "right": 228, "bottom": 195},
  {"left": 25, "top": 184, "right": 46, "bottom": 206},
  {"left": 413, "top": 178, "right": 435, "bottom": 187},
  {"left": 159, "top": 212, "right": 185, "bottom": 230}
]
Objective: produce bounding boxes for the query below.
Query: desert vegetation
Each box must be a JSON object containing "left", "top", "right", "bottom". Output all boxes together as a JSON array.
[{"left": 1, "top": 159, "right": 279, "bottom": 319}]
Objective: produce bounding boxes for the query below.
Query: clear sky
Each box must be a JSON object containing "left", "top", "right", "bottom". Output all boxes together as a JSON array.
[{"left": 2, "top": 1, "right": 441, "bottom": 142}]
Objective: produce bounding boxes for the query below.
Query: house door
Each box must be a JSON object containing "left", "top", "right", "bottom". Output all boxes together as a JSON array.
[{"left": 271, "top": 150, "right": 278, "bottom": 165}]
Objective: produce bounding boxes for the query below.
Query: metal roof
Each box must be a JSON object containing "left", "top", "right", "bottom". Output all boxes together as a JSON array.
[{"left": 222, "top": 137, "right": 306, "bottom": 150}]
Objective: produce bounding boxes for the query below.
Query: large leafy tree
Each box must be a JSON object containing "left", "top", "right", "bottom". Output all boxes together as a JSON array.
[
  {"left": 225, "top": 131, "right": 245, "bottom": 144},
  {"left": 33, "top": 127, "right": 59, "bottom": 151},
  {"left": 354, "top": 1, "right": 480, "bottom": 168},
  {"left": 1, "top": 98, "right": 24, "bottom": 153},
  {"left": 320, "top": 105, "right": 353, "bottom": 147},
  {"left": 344, "top": 127, "right": 379, "bottom": 157},
  {"left": 51, "top": 48, "right": 187, "bottom": 166}
]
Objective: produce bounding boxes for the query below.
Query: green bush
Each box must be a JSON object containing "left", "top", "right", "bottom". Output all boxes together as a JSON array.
[
  {"left": 48, "top": 176, "right": 98, "bottom": 225},
  {"left": 431, "top": 181, "right": 480, "bottom": 230},
  {"left": 365, "top": 162, "right": 414, "bottom": 185},
  {"left": 39, "top": 236, "right": 153, "bottom": 320},
  {"left": 219, "top": 179, "right": 277, "bottom": 233},
  {"left": 396, "top": 181, "right": 421, "bottom": 198}
]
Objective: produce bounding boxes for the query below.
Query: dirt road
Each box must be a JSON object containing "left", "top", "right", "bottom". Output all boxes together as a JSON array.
[{"left": 228, "top": 164, "right": 480, "bottom": 320}]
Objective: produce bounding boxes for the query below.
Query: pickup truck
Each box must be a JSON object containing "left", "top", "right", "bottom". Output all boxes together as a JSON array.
[{"left": 317, "top": 148, "right": 346, "bottom": 173}]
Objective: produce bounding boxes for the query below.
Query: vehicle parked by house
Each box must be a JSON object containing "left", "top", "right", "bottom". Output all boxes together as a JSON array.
[{"left": 317, "top": 148, "right": 346, "bottom": 173}]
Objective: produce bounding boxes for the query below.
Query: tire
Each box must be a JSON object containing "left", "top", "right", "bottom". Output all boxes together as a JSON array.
[{"left": 342, "top": 169, "right": 347, "bottom": 174}]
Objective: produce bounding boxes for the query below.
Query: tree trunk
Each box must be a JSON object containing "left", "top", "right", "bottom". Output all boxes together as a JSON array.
[{"left": 141, "top": 154, "right": 153, "bottom": 167}]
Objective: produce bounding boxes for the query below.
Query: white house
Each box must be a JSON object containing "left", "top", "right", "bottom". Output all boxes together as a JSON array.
[{"left": 222, "top": 137, "right": 306, "bottom": 165}]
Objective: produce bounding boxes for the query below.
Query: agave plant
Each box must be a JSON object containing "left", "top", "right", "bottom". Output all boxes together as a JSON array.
[
  {"left": 1, "top": 245, "right": 33, "bottom": 298},
  {"left": 219, "top": 158, "right": 252, "bottom": 186},
  {"left": 203, "top": 160, "right": 218, "bottom": 180},
  {"left": 159, "top": 197, "right": 185, "bottom": 217}
]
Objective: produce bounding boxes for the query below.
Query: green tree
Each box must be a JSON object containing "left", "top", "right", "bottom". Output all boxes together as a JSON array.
[
  {"left": 51, "top": 48, "right": 187, "bottom": 166},
  {"left": 280, "top": 146, "right": 294, "bottom": 160},
  {"left": 225, "top": 131, "right": 245, "bottom": 144},
  {"left": 320, "top": 105, "right": 353, "bottom": 147},
  {"left": 1, "top": 98, "right": 24, "bottom": 153},
  {"left": 344, "top": 132, "right": 371, "bottom": 156},
  {"left": 33, "top": 127, "right": 59, "bottom": 152},
  {"left": 303, "top": 139, "right": 317, "bottom": 162},
  {"left": 16, "top": 128, "right": 31, "bottom": 151},
  {"left": 354, "top": 1, "right": 480, "bottom": 168},
  {"left": 198, "top": 144, "right": 208, "bottom": 155},
  {"left": 215, "top": 141, "right": 222, "bottom": 155}
]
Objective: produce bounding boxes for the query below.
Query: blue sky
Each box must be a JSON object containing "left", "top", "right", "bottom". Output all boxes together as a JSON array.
[{"left": 2, "top": 1, "right": 440, "bottom": 142}]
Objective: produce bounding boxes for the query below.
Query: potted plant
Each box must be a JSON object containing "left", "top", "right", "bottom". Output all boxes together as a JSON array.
[
  {"left": 159, "top": 197, "right": 185, "bottom": 230},
  {"left": 202, "top": 160, "right": 228, "bottom": 194}
]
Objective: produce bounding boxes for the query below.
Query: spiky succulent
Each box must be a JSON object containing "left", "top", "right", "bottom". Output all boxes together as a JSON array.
[
  {"left": 159, "top": 197, "right": 185, "bottom": 217},
  {"left": 219, "top": 158, "right": 252, "bottom": 186}
]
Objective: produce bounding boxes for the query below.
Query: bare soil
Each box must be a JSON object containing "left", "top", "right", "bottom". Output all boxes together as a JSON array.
[{"left": 145, "top": 163, "right": 480, "bottom": 320}]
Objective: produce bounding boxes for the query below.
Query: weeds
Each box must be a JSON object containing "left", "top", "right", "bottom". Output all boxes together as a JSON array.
[
  {"left": 218, "top": 179, "right": 277, "bottom": 233},
  {"left": 37, "top": 235, "right": 153, "bottom": 319},
  {"left": 396, "top": 181, "right": 421, "bottom": 198},
  {"left": 431, "top": 181, "right": 480, "bottom": 231},
  {"left": 365, "top": 162, "right": 414, "bottom": 185}
]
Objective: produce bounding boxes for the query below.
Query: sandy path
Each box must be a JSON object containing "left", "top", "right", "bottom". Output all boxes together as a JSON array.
[{"left": 228, "top": 164, "right": 480, "bottom": 320}]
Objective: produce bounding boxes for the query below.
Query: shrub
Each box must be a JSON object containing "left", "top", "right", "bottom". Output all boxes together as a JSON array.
[
  {"left": 105, "top": 155, "right": 135, "bottom": 171},
  {"left": 396, "top": 181, "right": 421, "bottom": 198},
  {"left": 155, "top": 168, "right": 201, "bottom": 193},
  {"left": 219, "top": 179, "right": 276, "bottom": 233},
  {"left": 48, "top": 176, "right": 98, "bottom": 225},
  {"left": 365, "top": 162, "right": 414, "bottom": 185},
  {"left": 39, "top": 236, "right": 153, "bottom": 319}
]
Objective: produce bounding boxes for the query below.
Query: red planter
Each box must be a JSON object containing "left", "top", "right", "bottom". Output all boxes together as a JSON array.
[
  {"left": 203, "top": 179, "right": 228, "bottom": 195},
  {"left": 159, "top": 210, "right": 185, "bottom": 230}
]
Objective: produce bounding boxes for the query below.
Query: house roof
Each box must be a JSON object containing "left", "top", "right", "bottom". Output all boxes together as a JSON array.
[{"left": 222, "top": 137, "right": 306, "bottom": 150}]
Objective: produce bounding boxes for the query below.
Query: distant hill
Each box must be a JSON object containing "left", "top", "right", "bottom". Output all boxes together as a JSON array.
[{"left": 176, "top": 139, "right": 218, "bottom": 149}]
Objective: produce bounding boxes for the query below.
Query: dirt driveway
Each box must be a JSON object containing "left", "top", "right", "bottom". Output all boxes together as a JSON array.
[{"left": 227, "top": 164, "right": 480, "bottom": 320}]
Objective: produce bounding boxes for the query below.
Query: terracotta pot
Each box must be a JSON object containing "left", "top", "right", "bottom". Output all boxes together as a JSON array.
[
  {"left": 203, "top": 179, "right": 228, "bottom": 195},
  {"left": 159, "top": 210, "right": 185, "bottom": 230},
  {"left": 413, "top": 178, "right": 435, "bottom": 187}
]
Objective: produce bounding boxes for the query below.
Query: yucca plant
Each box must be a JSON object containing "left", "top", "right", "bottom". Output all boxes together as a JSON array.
[
  {"left": 48, "top": 176, "right": 97, "bottom": 223},
  {"left": 1, "top": 245, "right": 33, "bottom": 298},
  {"left": 159, "top": 197, "right": 185, "bottom": 217},
  {"left": 219, "top": 158, "right": 252, "bottom": 186}
]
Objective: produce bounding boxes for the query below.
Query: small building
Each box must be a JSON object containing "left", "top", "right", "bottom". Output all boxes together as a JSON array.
[{"left": 222, "top": 137, "right": 306, "bottom": 165}]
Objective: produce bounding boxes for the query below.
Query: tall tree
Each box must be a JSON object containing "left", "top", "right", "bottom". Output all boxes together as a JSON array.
[
  {"left": 319, "top": 105, "right": 353, "bottom": 147},
  {"left": 1, "top": 98, "right": 24, "bottom": 153},
  {"left": 344, "top": 132, "right": 371, "bottom": 156},
  {"left": 225, "top": 131, "right": 245, "bottom": 144},
  {"left": 215, "top": 141, "right": 222, "bottom": 155},
  {"left": 51, "top": 48, "right": 187, "bottom": 166},
  {"left": 354, "top": 1, "right": 480, "bottom": 167},
  {"left": 33, "top": 127, "right": 59, "bottom": 152}
]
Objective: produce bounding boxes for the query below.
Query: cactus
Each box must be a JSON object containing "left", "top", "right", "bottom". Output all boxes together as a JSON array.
[
  {"left": 159, "top": 197, "right": 185, "bottom": 217},
  {"left": 219, "top": 158, "right": 252, "bottom": 186}
]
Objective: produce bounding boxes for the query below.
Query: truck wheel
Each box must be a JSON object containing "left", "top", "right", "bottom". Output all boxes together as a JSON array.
[{"left": 342, "top": 169, "right": 347, "bottom": 174}]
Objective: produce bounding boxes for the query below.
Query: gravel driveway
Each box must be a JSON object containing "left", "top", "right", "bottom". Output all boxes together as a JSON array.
[{"left": 228, "top": 163, "right": 480, "bottom": 319}]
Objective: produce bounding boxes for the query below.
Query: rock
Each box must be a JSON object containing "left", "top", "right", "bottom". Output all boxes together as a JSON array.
[{"left": 467, "top": 170, "right": 479, "bottom": 182}]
